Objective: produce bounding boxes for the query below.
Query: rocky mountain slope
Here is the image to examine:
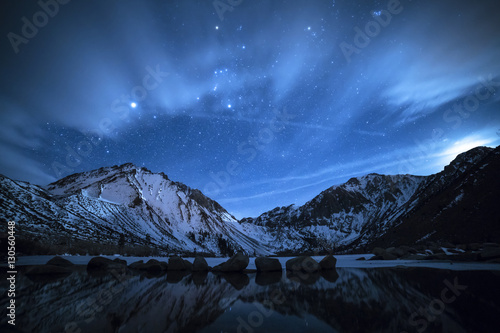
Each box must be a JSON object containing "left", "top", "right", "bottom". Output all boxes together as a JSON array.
[
  {"left": 240, "top": 146, "right": 500, "bottom": 252},
  {"left": 0, "top": 163, "right": 269, "bottom": 256},
  {"left": 1, "top": 146, "right": 499, "bottom": 255}
]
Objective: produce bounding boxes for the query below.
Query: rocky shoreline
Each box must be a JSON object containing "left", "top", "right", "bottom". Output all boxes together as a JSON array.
[{"left": 368, "top": 242, "right": 500, "bottom": 262}]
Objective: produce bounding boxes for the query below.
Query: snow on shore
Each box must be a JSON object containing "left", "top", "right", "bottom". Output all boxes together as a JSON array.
[{"left": 8, "top": 254, "right": 500, "bottom": 271}]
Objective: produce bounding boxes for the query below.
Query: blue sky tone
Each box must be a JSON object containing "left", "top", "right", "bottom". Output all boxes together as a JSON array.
[{"left": 1, "top": 0, "right": 499, "bottom": 218}]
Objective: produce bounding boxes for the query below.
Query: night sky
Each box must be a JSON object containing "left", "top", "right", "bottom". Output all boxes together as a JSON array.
[{"left": 1, "top": 0, "right": 499, "bottom": 218}]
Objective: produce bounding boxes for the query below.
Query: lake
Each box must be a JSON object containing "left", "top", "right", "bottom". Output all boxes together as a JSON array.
[{"left": 1, "top": 257, "right": 500, "bottom": 332}]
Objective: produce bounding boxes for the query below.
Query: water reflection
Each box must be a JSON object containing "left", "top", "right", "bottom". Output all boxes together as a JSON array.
[{"left": 1, "top": 266, "right": 499, "bottom": 332}]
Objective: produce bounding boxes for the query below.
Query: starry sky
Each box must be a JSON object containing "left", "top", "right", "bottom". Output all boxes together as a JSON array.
[{"left": 1, "top": 0, "right": 499, "bottom": 218}]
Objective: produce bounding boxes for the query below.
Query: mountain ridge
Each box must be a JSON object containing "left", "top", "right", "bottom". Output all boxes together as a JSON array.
[{"left": 1, "top": 145, "right": 499, "bottom": 255}]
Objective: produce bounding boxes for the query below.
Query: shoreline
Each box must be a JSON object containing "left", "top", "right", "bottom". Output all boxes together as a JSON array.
[{"left": 4, "top": 254, "right": 500, "bottom": 271}]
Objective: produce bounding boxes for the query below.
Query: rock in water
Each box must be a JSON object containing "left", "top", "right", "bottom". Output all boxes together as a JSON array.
[
  {"left": 129, "top": 260, "right": 145, "bottom": 269},
  {"left": 143, "top": 259, "right": 168, "bottom": 272},
  {"left": 285, "top": 256, "right": 320, "bottom": 272},
  {"left": 255, "top": 257, "right": 282, "bottom": 272},
  {"left": 113, "top": 258, "right": 128, "bottom": 266},
  {"left": 183, "top": 259, "right": 193, "bottom": 271},
  {"left": 319, "top": 255, "right": 337, "bottom": 270},
  {"left": 87, "top": 257, "right": 125, "bottom": 270},
  {"left": 168, "top": 256, "right": 188, "bottom": 270},
  {"left": 192, "top": 256, "right": 209, "bottom": 271},
  {"left": 46, "top": 256, "right": 74, "bottom": 267},
  {"left": 212, "top": 253, "right": 249, "bottom": 272}
]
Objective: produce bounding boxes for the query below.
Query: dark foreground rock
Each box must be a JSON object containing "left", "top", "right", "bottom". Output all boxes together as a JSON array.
[
  {"left": 212, "top": 253, "right": 249, "bottom": 272},
  {"left": 183, "top": 259, "right": 193, "bottom": 271},
  {"left": 113, "top": 258, "right": 128, "bottom": 266},
  {"left": 87, "top": 257, "right": 126, "bottom": 270},
  {"left": 168, "top": 256, "right": 189, "bottom": 270},
  {"left": 129, "top": 260, "right": 145, "bottom": 269},
  {"left": 478, "top": 247, "right": 500, "bottom": 261},
  {"left": 46, "top": 256, "right": 74, "bottom": 267},
  {"left": 371, "top": 248, "right": 398, "bottom": 260},
  {"left": 286, "top": 256, "right": 320, "bottom": 272},
  {"left": 255, "top": 257, "right": 282, "bottom": 272},
  {"left": 141, "top": 259, "right": 168, "bottom": 272},
  {"left": 192, "top": 256, "right": 209, "bottom": 271},
  {"left": 319, "top": 255, "right": 337, "bottom": 270}
]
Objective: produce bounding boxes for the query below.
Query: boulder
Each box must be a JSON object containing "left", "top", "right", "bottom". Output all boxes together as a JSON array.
[
  {"left": 386, "top": 247, "right": 406, "bottom": 258},
  {"left": 372, "top": 247, "right": 386, "bottom": 256},
  {"left": 386, "top": 247, "right": 397, "bottom": 253},
  {"left": 129, "top": 260, "right": 145, "bottom": 269},
  {"left": 285, "top": 256, "right": 320, "bottom": 272},
  {"left": 478, "top": 247, "right": 500, "bottom": 261},
  {"left": 212, "top": 253, "right": 249, "bottom": 272},
  {"left": 113, "top": 258, "right": 128, "bottom": 266},
  {"left": 192, "top": 256, "right": 209, "bottom": 271},
  {"left": 87, "top": 257, "right": 125, "bottom": 270},
  {"left": 143, "top": 259, "right": 168, "bottom": 272},
  {"left": 371, "top": 248, "right": 397, "bottom": 260},
  {"left": 46, "top": 256, "right": 74, "bottom": 267},
  {"left": 168, "top": 256, "right": 188, "bottom": 270},
  {"left": 319, "top": 255, "right": 337, "bottom": 270},
  {"left": 255, "top": 257, "right": 282, "bottom": 272},
  {"left": 183, "top": 259, "right": 193, "bottom": 271}
]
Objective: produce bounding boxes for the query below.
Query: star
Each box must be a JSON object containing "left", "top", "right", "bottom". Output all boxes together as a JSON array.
[{"left": 130, "top": 102, "right": 137, "bottom": 108}]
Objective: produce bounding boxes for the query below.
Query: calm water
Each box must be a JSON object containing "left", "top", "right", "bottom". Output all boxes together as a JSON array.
[{"left": 1, "top": 266, "right": 499, "bottom": 333}]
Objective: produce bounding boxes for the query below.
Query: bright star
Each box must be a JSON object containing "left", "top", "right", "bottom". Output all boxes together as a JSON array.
[
  {"left": 228, "top": 104, "right": 232, "bottom": 108},
  {"left": 215, "top": 26, "right": 219, "bottom": 30},
  {"left": 130, "top": 102, "right": 137, "bottom": 108}
]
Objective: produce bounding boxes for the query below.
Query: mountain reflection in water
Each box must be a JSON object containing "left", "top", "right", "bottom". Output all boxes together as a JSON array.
[{"left": 1, "top": 266, "right": 499, "bottom": 333}]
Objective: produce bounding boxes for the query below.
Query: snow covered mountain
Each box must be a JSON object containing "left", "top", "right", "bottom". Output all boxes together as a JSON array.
[
  {"left": 0, "top": 163, "right": 269, "bottom": 256},
  {"left": 239, "top": 173, "right": 425, "bottom": 252},
  {"left": 240, "top": 145, "right": 500, "bottom": 252},
  {"left": 1, "top": 145, "right": 499, "bottom": 255}
]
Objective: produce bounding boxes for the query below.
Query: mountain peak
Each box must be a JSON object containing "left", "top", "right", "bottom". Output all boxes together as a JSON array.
[{"left": 443, "top": 146, "right": 493, "bottom": 173}]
